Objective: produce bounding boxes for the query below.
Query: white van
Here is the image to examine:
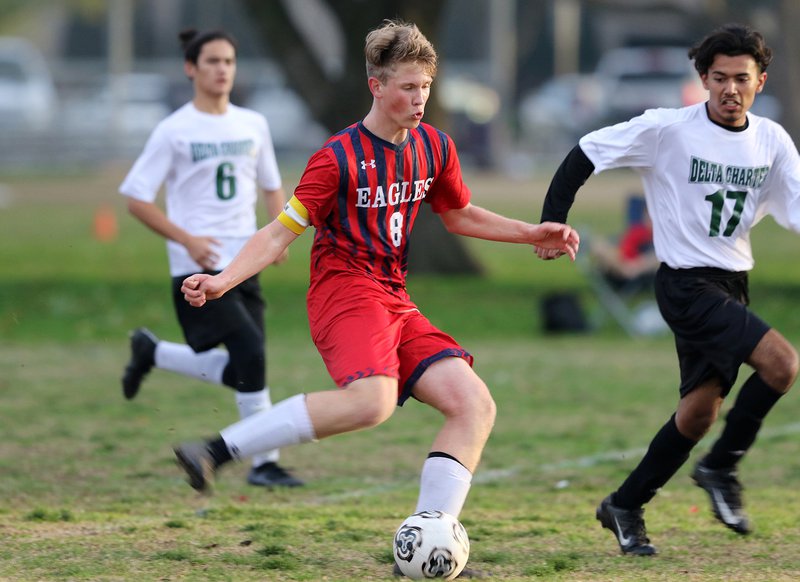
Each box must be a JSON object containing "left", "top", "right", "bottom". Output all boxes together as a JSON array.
[{"left": 0, "top": 37, "right": 58, "bottom": 131}]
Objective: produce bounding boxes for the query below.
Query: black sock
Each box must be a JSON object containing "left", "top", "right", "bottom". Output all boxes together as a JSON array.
[
  {"left": 615, "top": 414, "right": 696, "bottom": 509},
  {"left": 702, "top": 373, "right": 782, "bottom": 470},
  {"left": 207, "top": 435, "right": 233, "bottom": 467}
]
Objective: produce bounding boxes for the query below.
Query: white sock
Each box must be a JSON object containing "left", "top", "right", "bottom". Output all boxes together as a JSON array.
[
  {"left": 236, "top": 388, "right": 280, "bottom": 467},
  {"left": 221, "top": 394, "right": 316, "bottom": 460},
  {"left": 154, "top": 341, "right": 227, "bottom": 384},
  {"left": 414, "top": 456, "right": 473, "bottom": 518}
]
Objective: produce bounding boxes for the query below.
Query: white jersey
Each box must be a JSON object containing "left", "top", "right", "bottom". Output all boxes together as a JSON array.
[
  {"left": 120, "top": 102, "right": 282, "bottom": 276},
  {"left": 580, "top": 102, "right": 800, "bottom": 271}
]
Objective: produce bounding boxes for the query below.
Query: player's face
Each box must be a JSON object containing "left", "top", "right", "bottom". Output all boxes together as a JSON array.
[
  {"left": 701, "top": 53, "right": 766, "bottom": 127},
  {"left": 375, "top": 62, "right": 433, "bottom": 131},
  {"left": 187, "top": 39, "right": 236, "bottom": 99}
]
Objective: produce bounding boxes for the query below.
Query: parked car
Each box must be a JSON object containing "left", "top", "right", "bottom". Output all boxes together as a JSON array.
[
  {"left": 519, "top": 73, "right": 607, "bottom": 144},
  {"left": 594, "top": 45, "right": 707, "bottom": 124},
  {"left": 62, "top": 72, "right": 172, "bottom": 136},
  {"left": 0, "top": 37, "right": 58, "bottom": 132}
]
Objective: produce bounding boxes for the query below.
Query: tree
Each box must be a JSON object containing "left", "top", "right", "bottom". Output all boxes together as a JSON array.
[{"left": 240, "top": 0, "right": 482, "bottom": 275}]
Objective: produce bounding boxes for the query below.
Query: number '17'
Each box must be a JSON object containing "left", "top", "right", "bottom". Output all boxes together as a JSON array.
[{"left": 704, "top": 189, "right": 746, "bottom": 237}]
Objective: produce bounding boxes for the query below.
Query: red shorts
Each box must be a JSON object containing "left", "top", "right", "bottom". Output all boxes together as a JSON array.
[{"left": 307, "top": 273, "right": 472, "bottom": 404}]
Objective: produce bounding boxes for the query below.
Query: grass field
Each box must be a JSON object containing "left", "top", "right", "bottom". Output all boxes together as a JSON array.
[{"left": 2, "top": 165, "right": 800, "bottom": 580}]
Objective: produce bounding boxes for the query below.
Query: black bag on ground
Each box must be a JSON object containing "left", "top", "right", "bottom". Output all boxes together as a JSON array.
[{"left": 540, "top": 292, "right": 588, "bottom": 333}]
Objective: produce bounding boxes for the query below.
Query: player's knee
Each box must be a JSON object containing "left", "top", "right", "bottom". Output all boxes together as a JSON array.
[
  {"left": 458, "top": 381, "right": 496, "bottom": 435},
  {"left": 762, "top": 349, "right": 799, "bottom": 394},
  {"left": 478, "top": 389, "right": 497, "bottom": 431},
  {"left": 343, "top": 377, "right": 398, "bottom": 430},
  {"left": 224, "top": 345, "right": 265, "bottom": 389},
  {"left": 676, "top": 407, "right": 716, "bottom": 441},
  {"left": 351, "top": 396, "right": 396, "bottom": 429}
]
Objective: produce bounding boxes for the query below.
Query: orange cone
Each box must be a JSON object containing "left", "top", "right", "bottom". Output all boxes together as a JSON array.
[{"left": 93, "top": 205, "right": 118, "bottom": 242}]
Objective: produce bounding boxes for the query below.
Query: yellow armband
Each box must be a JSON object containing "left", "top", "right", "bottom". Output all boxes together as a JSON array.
[{"left": 277, "top": 195, "right": 310, "bottom": 235}]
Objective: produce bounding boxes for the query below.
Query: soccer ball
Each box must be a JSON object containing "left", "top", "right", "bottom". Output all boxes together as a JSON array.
[{"left": 393, "top": 510, "right": 470, "bottom": 580}]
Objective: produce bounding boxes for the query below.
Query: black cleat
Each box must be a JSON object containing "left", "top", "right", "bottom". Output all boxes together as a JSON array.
[
  {"left": 691, "top": 459, "right": 751, "bottom": 534},
  {"left": 596, "top": 494, "right": 657, "bottom": 556},
  {"left": 392, "top": 562, "right": 485, "bottom": 578},
  {"left": 246, "top": 461, "right": 304, "bottom": 488},
  {"left": 174, "top": 441, "right": 217, "bottom": 494},
  {"left": 121, "top": 327, "right": 158, "bottom": 400}
]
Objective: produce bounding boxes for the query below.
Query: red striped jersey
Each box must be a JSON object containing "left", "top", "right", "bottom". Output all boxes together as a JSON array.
[{"left": 294, "top": 121, "right": 471, "bottom": 290}]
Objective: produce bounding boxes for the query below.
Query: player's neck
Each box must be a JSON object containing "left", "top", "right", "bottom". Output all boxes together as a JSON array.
[
  {"left": 193, "top": 93, "right": 230, "bottom": 115},
  {"left": 362, "top": 111, "right": 408, "bottom": 145}
]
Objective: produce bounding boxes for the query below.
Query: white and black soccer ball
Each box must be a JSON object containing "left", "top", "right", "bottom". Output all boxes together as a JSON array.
[{"left": 393, "top": 510, "right": 470, "bottom": 580}]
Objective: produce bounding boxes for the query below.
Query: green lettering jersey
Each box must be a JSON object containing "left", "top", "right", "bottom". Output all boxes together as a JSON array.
[
  {"left": 580, "top": 103, "right": 800, "bottom": 271},
  {"left": 120, "top": 102, "right": 282, "bottom": 276}
]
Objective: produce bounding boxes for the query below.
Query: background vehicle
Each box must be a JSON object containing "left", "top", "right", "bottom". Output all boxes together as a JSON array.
[
  {"left": 594, "top": 45, "right": 707, "bottom": 124},
  {"left": 519, "top": 73, "right": 607, "bottom": 151},
  {"left": 0, "top": 37, "right": 58, "bottom": 132}
]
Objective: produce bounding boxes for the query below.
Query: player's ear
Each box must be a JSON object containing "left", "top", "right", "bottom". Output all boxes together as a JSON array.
[
  {"left": 184, "top": 61, "right": 195, "bottom": 81},
  {"left": 756, "top": 71, "right": 767, "bottom": 93},
  {"left": 368, "top": 76, "right": 383, "bottom": 98}
]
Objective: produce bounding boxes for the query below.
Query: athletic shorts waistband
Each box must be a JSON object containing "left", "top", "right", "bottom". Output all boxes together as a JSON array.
[{"left": 659, "top": 264, "right": 747, "bottom": 280}]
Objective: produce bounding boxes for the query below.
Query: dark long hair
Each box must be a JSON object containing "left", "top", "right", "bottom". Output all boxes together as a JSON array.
[{"left": 179, "top": 28, "right": 238, "bottom": 64}]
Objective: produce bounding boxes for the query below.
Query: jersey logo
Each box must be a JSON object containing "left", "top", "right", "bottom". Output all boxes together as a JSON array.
[{"left": 360, "top": 159, "right": 377, "bottom": 170}]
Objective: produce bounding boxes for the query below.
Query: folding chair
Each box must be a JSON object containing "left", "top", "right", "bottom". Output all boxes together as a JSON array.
[{"left": 578, "top": 195, "right": 667, "bottom": 337}]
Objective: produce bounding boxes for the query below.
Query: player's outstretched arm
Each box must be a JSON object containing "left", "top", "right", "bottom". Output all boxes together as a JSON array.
[
  {"left": 439, "top": 203, "right": 580, "bottom": 261},
  {"left": 181, "top": 219, "right": 299, "bottom": 307}
]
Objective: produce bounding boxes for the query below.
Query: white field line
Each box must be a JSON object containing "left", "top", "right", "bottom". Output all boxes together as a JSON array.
[{"left": 308, "top": 420, "right": 800, "bottom": 505}]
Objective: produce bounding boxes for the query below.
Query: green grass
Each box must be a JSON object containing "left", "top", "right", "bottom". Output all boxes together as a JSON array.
[{"left": 1, "top": 166, "right": 800, "bottom": 580}]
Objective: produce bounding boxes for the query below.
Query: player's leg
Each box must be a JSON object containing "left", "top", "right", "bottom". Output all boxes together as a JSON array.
[
  {"left": 410, "top": 357, "right": 495, "bottom": 518},
  {"left": 174, "top": 375, "right": 398, "bottom": 492},
  {"left": 224, "top": 278, "right": 302, "bottom": 485},
  {"left": 121, "top": 275, "right": 235, "bottom": 399},
  {"left": 387, "top": 311, "right": 494, "bottom": 519},
  {"left": 121, "top": 327, "right": 234, "bottom": 400},
  {"left": 597, "top": 265, "right": 722, "bottom": 555},
  {"left": 703, "top": 328, "right": 798, "bottom": 467},
  {"left": 595, "top": 383, "right": 718, "bottom": 556},
  {"left": 174, "top": 296, "right": 404, "bottom": 493},
  {"left": 392, "top": 324, "right": 493, "bottom": 579},
  {"left": 218, "top": 322, "right": 304, "bottom": 487},
  {"left": 692, "top": 328, "right": 798, "bottom": 533}
]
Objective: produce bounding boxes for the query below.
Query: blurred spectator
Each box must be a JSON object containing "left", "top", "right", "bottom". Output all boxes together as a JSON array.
[{"left": 590, "top": 195, "right": 658, "bottom": 292}]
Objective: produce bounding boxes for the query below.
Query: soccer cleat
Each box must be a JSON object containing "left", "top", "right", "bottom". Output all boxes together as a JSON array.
[
  {"left": 246, "top": 461, "right": 305, "bottom": 488},
  {"left": 174, "top": 441, "right": 217, "bottom": 494},
  {"left": 691, "top": 459, "right": 751, "bottom": 534},
  {"left": 596, "top": 494, "right": 657, "bottom": 556},
  {"left": 392, "top": 562, "right": 485, "bottom": 579},
  {"left": 121, "top": 327, "right": 158, "bottom": 400}
]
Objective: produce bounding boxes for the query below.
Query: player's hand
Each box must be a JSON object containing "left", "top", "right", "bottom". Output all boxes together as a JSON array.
[
  {"left": 181, "top": 273, "right": 225, "bottom": 307},
  {"left": 535, "top": 247, "right": 565, "bottom": 260},
  {"left": 531, "top": 222, "right": 580, "bottom": 261},
  {"left": 185, "top": 235, "right": 221, "bottom": 271}
]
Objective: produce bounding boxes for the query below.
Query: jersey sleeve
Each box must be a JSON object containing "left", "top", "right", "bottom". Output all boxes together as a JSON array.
[
  {"left": 761, "top": 126, "right": 800, "bottom": 233},
  {"left": 426, "top": 133, "right": 471, "bottom": 213},
  {"left": 118, "top": 122, "right": 174, "bottom": 202},
  {"left": 579, "top": 109, "right": 661, "bottom": 173},
  {"left": 292, "top": 147, "right": 340, "bottom": 228},
  {"left": 255, "top": 114, "right": 282, "bottom": 192}
]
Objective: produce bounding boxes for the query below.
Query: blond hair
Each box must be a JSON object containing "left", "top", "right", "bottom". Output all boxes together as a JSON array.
[{"left": 364, "top": 19, "right": 437, "bottom": 83}]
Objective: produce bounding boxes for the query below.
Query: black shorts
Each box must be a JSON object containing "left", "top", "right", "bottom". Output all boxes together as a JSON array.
[
  {"left": 655, "top": 265, "right": 769, "bottom": 397},
  {"left": 172, "top": 272, "right": 265, "bottom": 353}
]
